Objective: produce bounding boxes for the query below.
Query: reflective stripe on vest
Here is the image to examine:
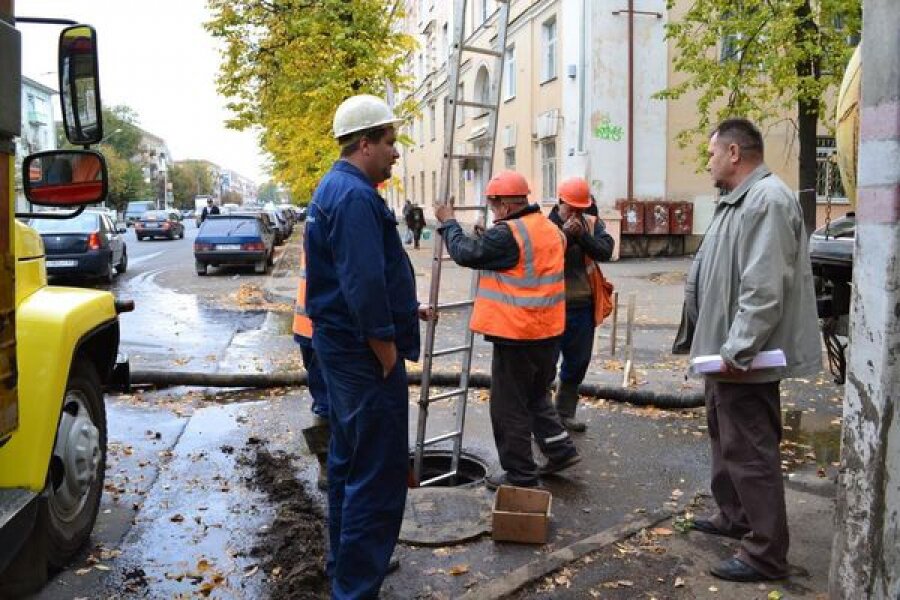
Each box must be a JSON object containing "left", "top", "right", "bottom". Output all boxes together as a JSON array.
[
  {"left": 292, "top": 260, "right": 313, "bottom": 339},
  {"left": 470, "top": 211, "right": 566, "bottom": 340}
]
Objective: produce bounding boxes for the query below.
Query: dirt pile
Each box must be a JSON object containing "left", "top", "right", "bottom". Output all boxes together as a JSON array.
[{"left": 245, "top": 441, "right": 329, "bottom": 600}]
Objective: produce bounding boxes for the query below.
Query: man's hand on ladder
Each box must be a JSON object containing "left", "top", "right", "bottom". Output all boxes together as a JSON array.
[
  {"left": 418, "top": 303, "right": 437, "bottom": 322},
  {"left": 435, "top": 195, "right": 455, "bottom": 223}
]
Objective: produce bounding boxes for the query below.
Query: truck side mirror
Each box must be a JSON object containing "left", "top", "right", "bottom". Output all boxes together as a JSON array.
[
  {"left": 23, "top": 150, "right": 108, "bottom": 207},
  {"left": 59, "top": 25, "right": 103, "bottom": 146}
]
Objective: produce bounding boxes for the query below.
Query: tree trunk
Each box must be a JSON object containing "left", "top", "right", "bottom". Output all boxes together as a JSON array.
[
  {"left": 797, "top": 98, "right": 819, "bottom": 236},
  {"left": 794, "top": 0, "right": 821, "bottom": 236}
]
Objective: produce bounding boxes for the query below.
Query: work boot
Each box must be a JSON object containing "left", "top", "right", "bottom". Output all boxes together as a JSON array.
[
  {"left": 302, "top": 415, "right": 331, "bottom": 491},
  {"left": 555, "top": 381, "right": 587, "bottom": 432}
]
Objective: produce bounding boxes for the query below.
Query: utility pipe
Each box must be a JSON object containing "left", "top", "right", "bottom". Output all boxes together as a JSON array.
[
  {"left": 627, "top": 0, "right": 634, "bottom": 202},
  {"left": 128, "top": 369, "right": 704, "bottom": 409}
]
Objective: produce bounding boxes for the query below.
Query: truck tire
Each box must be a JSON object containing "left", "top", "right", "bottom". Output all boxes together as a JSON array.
[{"left": 45, "top": 360, "right": 106, "bottom": 570}]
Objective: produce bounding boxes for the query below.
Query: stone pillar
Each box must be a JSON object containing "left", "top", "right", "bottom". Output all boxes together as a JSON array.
[{"left": 829, "top": 2, "right": 900, "bottom": 598}]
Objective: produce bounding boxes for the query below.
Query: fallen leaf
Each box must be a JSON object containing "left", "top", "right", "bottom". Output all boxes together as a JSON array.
[
  {"left": 93, "top": 564, "right": 111, "bottom": 571},
  {"left": 768, "top": 592, "right": 784, "bottom": 600},
  {"left": 674, "top": 576, "right": 685, "bottom": 588},
  {"left": 244, "top": 565, "right": 259, "bottom": 578},
  {"left": 170, "top": 513, "right": 184, "bottom": 523},
  {"left": 651, "top": 527, "right": 674, "bottom": 536},
  {"left": 75, "top": 568, "right": 92, "bottom": 576},
  {"left": 448, "top": 564, "right": 469, "bottom": 576},
  {"left": 709, "top": 585, "right": 719, "bottom": 592}
]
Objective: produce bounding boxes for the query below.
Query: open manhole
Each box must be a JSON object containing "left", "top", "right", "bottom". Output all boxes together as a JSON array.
[{"left": 408, "top": 450, "right": 488, "bottom": 487}]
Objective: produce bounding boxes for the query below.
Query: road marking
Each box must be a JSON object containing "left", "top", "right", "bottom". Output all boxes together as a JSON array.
[{"left": 128, "top": 251, "right": 165, "bottom": 267}]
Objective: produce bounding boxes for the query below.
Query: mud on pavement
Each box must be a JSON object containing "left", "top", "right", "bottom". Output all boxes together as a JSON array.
[{"left": 243, "top": 440, "right": 329, "bottom": 599}]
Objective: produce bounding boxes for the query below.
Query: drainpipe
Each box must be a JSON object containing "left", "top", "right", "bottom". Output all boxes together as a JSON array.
[
  {"left": 627, "top": 0, "right": 634, "bottom": 201},
  {"left": 577, "top": 0, "right": 587, "bottom": 154}
]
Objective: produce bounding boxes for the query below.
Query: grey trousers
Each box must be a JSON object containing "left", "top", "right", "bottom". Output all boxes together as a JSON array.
[
  {"left": 705, "top": 379, "right": 789, "bottom": 578},
  {"left": 490, "top": 340, "right": 576, "bottom": 485}
]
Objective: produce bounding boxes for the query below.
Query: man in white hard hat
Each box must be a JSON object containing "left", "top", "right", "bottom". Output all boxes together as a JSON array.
[{"left": 305, "top": 94, "right": 430, "bottom": 599}]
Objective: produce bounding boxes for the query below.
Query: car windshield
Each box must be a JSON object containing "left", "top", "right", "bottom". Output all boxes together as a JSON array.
[
  {"left": 814, "top": 217, "right": 855, "bottom": 239},
  {"left": 200, "top": 218, "right": 259, "bottom": 236},
  {"left": 29, "top": 212, "right": 100, "bottom": 233}
]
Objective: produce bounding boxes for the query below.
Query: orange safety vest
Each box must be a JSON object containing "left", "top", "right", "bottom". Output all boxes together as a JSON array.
[
  {"left": 292, "top": 253, "right": 313, "bottom": 339},
  {"left": 583, "top": 215, "right": 615, "bottom": 325},
  {"left": 470, "top": 211, "right": 566, "bottom": 340}
]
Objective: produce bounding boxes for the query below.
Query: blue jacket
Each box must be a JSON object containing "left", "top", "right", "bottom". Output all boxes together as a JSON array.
[{"left": 305, "top": 160, "right": 421, "bottom": 361}]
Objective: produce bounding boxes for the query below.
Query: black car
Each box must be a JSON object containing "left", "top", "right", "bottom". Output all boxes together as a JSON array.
[
  {"left": 30, "top": 209, "right": 128, "bottom": 282},
  {"left": 135, "top": 209, "right": 185, "bottom": 240}
]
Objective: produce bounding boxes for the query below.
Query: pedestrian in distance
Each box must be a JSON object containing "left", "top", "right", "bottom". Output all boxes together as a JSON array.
[
  {"left": 548, "top": 177, "right": 615, "bottom": 432},
  {"left": 405, "top": 203, "right": 426, "bottom": 249},
  {"left": 199, "top": 198, "right": 219, "bottom": 223},
  {"left": 673, "top": 118, "right": 821, "bottom": 583},
  {"left": 435, "top": 169, "right": 581, "bottom": 490},
  {"left": 305, "top": 94, "right": 432, "bottom": 600}
]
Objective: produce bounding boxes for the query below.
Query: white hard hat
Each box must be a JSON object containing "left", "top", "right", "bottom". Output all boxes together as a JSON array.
[{"left": 333, "top": 94, "right": 403, "bottom": 140}]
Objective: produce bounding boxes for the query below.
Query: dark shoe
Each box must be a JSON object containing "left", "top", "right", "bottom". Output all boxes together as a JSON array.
[
  {"left": 560, "top": 416, "right": 587, "bottom": 432},
  {"left": 710, "top": 558, "right": 781, "bottom": 582},
  {"left": 691, "top": 518, "right": 744, "bottom": 540},
  {"left": 387, "top": 555, "right": 400, "bottom": 574},
  {"left": 485, "top": 472, "right": 540, "bottom": 491},
  {"left": 538, "top": 452, "right": 582, "bottom": 476},
  {"left": 314, "top": 453, "right": 328, "bottom": 491}
]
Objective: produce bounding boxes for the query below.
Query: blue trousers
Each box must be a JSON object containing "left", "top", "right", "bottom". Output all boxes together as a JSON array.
[
  {"left": 296, "top": 334, "right": 329, "bottom": 417},
  {"left": 313, "top": 332, "right": 409, "bottom": 600},
  {"left": 558, "top": 305, "right": 596, "bottom": 385}
]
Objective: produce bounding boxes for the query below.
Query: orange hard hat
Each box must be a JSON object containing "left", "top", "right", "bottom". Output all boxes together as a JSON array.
[
  {"left": 557, "top": 177, "right": 592, "bottom": 208},
  {"left": 485, "top": 170, "right": 530, "bottom": 199}
]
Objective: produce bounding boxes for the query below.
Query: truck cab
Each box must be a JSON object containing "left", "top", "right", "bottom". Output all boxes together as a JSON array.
[{"left": 1, "top": 14, "right": 130, "bottom": 595}]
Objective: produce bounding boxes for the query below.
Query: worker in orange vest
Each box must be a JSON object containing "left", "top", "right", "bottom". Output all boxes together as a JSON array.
[
  {"left": 435, "top": 170, "right": 581, "bottom": 489},
  {"left": 548, "top": 177, "right": 615, "bottom": 431},
  {"left": 292, "top": 243, "right": 330, "bottom": 490}
]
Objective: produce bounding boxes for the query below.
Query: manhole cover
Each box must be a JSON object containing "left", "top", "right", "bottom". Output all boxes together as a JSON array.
[{"left": 399, "top": 487, "right": 492, "bottom": 546}]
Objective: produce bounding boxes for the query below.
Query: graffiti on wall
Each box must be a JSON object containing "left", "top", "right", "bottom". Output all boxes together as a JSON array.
[{"left": 593, "top": 115, "right": 624, "bottom": 142}]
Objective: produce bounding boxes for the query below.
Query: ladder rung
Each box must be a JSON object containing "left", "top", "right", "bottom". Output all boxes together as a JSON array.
[
  {"left": 438, "top": 299, "right": 474, "bottom": 310},
  {"left": 429, "top": 344, "right": 471, "bottom": 357},
  {"left": 420, "top": 471, "right": 458, "bottom": 487},
  {"left": 456, "top": 100, "right": 497, "bottom": 111},
  {"left": 461, "top": 44, "right": 503, "bottom": 58},
  {"left": 449, "top": 153, "right": 491, "bottom": 161},
  {"left": 428, "top": 388, "right": 467, "bottom": 402},
  {"left": 451, "top": 205, "right": 489, "bottom": 211},
  {"left": 423, "top": 430, "right": 462, "bottom": 446}
]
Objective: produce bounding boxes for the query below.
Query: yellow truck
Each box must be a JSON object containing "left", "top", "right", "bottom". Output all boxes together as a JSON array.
[{"left": 1, "top": 8, "right": 130, "bottom": 594}]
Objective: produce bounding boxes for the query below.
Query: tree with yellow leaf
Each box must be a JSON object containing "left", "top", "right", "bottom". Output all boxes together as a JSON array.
[{"left": 205, "top": 0, "right": 416, "bottom": 203}]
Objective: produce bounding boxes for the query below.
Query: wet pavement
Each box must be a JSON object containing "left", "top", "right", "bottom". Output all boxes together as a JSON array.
[{"left": 26, "top": 224, "right": 844, "bottom": 599}]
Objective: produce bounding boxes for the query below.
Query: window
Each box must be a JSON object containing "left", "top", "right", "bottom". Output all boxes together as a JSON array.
[
  {"left": 542, "top": 18, "right": 557, "bottom": 81},
  {"left": 441, "top": 23, "right": 450, "bottom": 64},
  {"left": 541, "top": 140, "right": 557, "bottom": 202},
  {"left": 503, "top": 46, "right": 516, "bottom": 99},
  {"left": 816, "top": 136, "right": 846, "bottom": 200},
  {"left": 429, "top": 104, "right": 436, "bottom": 141},
  {"left": 418, "top": 53, "right": 425, "bottom": 80},
  {"left": 456, "top": 83, "right": 465, "bottom": 128},
  {"left": 418, "top": 116, "right": 424, "bottom": 147},
  {"left": 478, "top": 0, "right": 489, "bottom": 25},
  {"left": 720, "top": 32, "right": 742, "bottom": 62},
  {"left": 420, "top": 170, "right": 426, "bottom": 204},
  {"left": 504, "top": 147, "right": 516, "bottom": 169},
  {"left": 474, "top": 66, "right": 490, "bottom": 117},
  {"left": 432, "top": 171, "right": 437, "bottom": 204}
]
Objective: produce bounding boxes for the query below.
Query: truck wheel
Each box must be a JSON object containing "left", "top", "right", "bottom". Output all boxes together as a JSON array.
[
  {"left": 45, "top": 360, "right": 106, "bottom": 569},
  {"left": 254, "top": 259, "right": 267, "bottom": 274}
]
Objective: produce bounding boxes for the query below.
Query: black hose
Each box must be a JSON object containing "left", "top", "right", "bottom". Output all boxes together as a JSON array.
[{"left": 129, "top": 369, "right": 704, "bottom": 409}]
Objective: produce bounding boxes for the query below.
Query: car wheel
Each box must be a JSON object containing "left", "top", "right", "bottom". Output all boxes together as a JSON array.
[
  {"left": 136, "top": 235, "right": 144, "bottom": 241},
  {"left": 196, "top": 260, "right": 207, "bottom": 276},
  {"left": 45, "top": 360, "right": 106, "bottom": 569},
  {"left": 254, "top": 259, "right": 267, "bottom": 275},
  {"left": 102, "top": 257, "right": 114, "bottom": 283},
  {"left": 115, "top": 249, "right": 128, "bottom": 274},
  {"left": 267, "top": 250, "right": 275, "bottom": 266}
]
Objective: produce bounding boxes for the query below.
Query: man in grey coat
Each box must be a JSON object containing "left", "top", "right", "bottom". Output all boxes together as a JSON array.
[{"left": 674, "top": 118, "right": 821, "bottom": 583}]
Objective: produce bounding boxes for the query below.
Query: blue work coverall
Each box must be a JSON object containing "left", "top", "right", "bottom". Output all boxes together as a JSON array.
[{"left": 305, "top": 159, "right": 420, "bottom": 600}]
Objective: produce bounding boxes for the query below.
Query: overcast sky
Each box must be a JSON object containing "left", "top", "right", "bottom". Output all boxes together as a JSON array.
[{"left": 18, "top": 0, "right": 268, "bottom": 184}]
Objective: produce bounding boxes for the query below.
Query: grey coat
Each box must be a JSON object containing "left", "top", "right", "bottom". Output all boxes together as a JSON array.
[{"left": 673, "top": 165, "right": 822, "bottom": 383}]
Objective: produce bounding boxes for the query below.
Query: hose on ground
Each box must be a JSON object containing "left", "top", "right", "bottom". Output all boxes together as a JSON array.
[{"left": 128, "top": 369, "right": 703, "bottom": 409}]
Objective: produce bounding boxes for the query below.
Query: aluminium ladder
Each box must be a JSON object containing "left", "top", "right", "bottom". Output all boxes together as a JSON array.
[{"left": 413, "top": 0, "right": 511, "bottom": 487}]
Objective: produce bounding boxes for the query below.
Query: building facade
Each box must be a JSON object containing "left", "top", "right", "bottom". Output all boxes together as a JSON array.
[
  {"left": 15, "top": 77, "right": 57, "bottom": 212},
  {"left": 393, "top": 0, "right": 850, "bottom": 255}
]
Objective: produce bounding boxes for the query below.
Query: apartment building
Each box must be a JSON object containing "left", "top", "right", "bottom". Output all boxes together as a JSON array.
[
  {"left": 15, "top": 77, "right": 57, "bottom": 212},
  {"left": 393, "top": 0, "right": 850, "bottom": 255}
]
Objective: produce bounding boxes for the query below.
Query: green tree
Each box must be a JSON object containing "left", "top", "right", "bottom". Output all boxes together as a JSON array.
[
  {"left": 205, "top": 0, "right": 415, "bottom": 201},
  {"left": 656, "top": 0, "right": 861, "bottom": 233},
  {"left": 104, "top": 147, "right": 152, "bottom": 212},
  {"left": 257, "top": 180, "right": 283, "bottom": 205},
  {"left": 170, "top": 161, "right": 217, "bottom": 208}
]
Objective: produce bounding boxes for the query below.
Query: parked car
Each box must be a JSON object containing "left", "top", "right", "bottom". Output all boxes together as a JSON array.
[
  {"left": 29, "top": 208, "right": 128, "bottom": 283},
  {"left": 193, "top": 214, "right": 275, "bottom": 275},
  {"left": 265, "top": 209, "right": 288, "bottom": 245},
  {"left": 134, "top": 209, "right": 185, "bottom": 241}
]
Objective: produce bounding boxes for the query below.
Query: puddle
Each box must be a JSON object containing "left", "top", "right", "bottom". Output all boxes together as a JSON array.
[{"left": 781, "top": 409, "right": 841, "bottom": 468}]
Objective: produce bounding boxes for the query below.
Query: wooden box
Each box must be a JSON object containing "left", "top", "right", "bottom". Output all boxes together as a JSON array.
[{"left": 492, "top": 485, "right": 552, "bottom": 544}]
